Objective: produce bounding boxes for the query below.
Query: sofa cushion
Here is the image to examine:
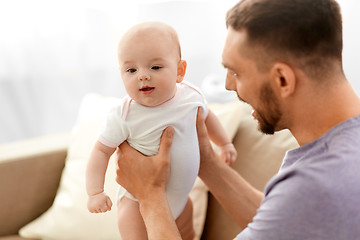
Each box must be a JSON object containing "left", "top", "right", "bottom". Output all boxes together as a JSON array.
[{"left": 19, "top": 93, "right": 243, "bottom": 240}]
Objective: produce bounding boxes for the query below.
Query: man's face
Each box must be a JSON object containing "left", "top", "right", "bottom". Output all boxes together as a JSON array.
[{"left": 222, "top": 28, "right": 283, "bottom": 134}]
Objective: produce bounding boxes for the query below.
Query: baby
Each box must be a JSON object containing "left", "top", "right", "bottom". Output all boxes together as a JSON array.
[{"left": 86, "top": 22, "right": 237, "bottom": 239}]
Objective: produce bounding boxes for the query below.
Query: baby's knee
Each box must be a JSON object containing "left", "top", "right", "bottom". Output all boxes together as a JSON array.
[
  {"left": 176, "top": 198, "right": 195, "bottom": 240},
  {"left": 117, "top": 197, "right": 147, "bottom": 239},
  {"left": 117, "top": 197, "right": 139, "bottom": 220}
]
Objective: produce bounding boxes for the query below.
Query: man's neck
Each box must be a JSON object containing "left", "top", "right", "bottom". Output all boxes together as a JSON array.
[{"left": 289, "top": 79, "right": 360, "bottom": 146}]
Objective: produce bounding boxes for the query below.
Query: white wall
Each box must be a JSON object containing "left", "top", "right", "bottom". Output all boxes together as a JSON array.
[
  {"left": 0, "top": 0, "right": 359, "bottom": 143},
  {"left": 339, "top": 0, "right": 360, "bottom": 94}
]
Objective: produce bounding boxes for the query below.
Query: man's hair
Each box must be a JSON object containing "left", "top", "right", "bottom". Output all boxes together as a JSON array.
[{"left": 226, "top": 0, "right": 343, "bottom": 78}]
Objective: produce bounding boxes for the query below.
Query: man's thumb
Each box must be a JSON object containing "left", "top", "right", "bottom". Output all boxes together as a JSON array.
[{"left": 158, "top": 126, "right": 174, "bottom": 157}]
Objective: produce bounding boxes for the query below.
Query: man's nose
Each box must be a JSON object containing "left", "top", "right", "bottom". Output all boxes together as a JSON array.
[{"left": 225, "top": 74, "right": 234, "bottom": 91}]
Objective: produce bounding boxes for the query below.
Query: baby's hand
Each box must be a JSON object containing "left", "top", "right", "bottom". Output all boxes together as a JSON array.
[
  {"left": 87, "top": 192, "right": 113, "bottom": 213},
  {"left": 219, "top": 143, "right": 237, "bottom": 165}
]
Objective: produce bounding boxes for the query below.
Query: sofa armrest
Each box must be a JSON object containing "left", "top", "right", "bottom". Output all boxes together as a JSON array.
[{"left": 0, "top": 132, "right": 71, "bottom": 236}]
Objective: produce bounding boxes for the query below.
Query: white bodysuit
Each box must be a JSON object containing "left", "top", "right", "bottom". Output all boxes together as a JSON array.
[{"left": 98, "top": 81, "right": 208, "bottom": 219}]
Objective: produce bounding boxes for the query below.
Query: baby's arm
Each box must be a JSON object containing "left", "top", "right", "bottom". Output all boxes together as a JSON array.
[
  {"left": 86, "top": 141, "right": 116, "bottom": 213},
  {"left": 204, "top": 109, "right": 237, "bottom": 164}
]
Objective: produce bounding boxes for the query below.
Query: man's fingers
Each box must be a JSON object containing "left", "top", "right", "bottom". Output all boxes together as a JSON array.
[
  {"left": 157, "top": 126, "right": 174, "bottom": 159},
  {"left": 118, "top": 140, "right": 133, "bottom": 156},
  {"left": 117, "top": 140, "right": 139, "bottom": 166},
  {"left": 196, "top": 107, "right": 219, "bottom": 178},
  {"left": 196, "top": 108, "right": 211, "bottom": 146},
  {"left": 117, "top": 126, "right": 174, "bottom": 162}
]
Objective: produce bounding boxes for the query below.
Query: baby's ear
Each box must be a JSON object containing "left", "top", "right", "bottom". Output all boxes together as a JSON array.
[{"left": 176, "top": 60, "right": 187, "bottom": 83}]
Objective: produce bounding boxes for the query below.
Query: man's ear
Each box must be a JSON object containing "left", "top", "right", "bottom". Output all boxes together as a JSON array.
[
  {"left": 270, "top": 62, "right": 296, "bottom": 99},
  {"left": 176, "top": 60, "right": 187, "bottom": 83}
]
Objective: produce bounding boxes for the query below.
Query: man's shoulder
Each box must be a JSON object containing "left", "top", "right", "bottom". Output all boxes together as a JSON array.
[{"left": 325, "top": 114, "right": 360, "bottom": 155}]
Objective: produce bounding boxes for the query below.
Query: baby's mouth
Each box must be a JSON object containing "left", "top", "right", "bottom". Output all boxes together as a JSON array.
[{"left": 139, "top": 86, "right": 155, "bottom": 93}]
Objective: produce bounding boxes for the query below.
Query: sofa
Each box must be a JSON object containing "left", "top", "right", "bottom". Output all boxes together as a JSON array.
[{"left": 0, "top": 94, "right": 298, "bottom": 240}]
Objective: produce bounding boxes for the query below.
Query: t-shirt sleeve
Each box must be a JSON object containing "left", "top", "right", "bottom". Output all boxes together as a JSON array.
[
  {"left": 182, "top": 81, "right": 209, "bottom": 118},
  {"left": 200, "top": 92, "right": 209, "bottom": 119},
  {"left": 98, "top": 103, "right": 129, "bottom": 148}
]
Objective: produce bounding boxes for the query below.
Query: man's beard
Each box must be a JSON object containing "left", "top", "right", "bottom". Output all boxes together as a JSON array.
[{"left": 255, "top": 83, "right": 282, "bottom": 135}]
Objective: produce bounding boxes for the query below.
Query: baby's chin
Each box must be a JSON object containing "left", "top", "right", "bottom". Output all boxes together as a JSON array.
[
  {"left": 134, "top": 97, "right": 168, "bottom": 108},
  {"left": 132, "top": 89, "right": 177, "bottom": 107}
]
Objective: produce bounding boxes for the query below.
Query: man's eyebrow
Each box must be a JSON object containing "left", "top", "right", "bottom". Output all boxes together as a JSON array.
[{"left": 222, "top": 62, "right": 233, "bottom": 71}]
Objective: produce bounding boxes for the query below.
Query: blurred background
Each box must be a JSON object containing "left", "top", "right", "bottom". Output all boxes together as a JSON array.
[{"left": 0, "top": 0, "right": 359, "bottom": 144}]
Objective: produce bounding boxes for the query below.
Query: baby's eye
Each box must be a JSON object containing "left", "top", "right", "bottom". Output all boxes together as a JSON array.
[
  {"left": 151, "top": 66, "right": 162, "bottom": 70},
  {"left": 127, "top": 68, "right": 137, "bottom": 73}
]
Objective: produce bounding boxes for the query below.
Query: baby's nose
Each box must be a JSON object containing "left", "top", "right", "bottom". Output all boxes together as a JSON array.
[{"left": 138, "top": 71, "right": 150, "bottom": 81}]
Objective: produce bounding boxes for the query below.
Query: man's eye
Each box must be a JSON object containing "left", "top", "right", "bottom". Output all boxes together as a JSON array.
[
  {"left": 127, "top": 68, "right": 137, "bottom": 73},
  {"left": 151, "top": 66, "right": 162, "bottom": 70},
  {"left": 230, "top": 70, "right": 239, "bottom": 78}
]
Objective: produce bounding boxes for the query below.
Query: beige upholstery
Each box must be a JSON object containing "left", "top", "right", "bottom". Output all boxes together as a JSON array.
[{"left": 0, "top": 133, "right": 70, "bottom": 239}]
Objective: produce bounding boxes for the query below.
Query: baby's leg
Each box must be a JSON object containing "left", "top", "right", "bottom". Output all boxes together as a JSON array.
[
  {"left": 117, "top": 196, "right": 147, "bottom": 240},
  {"left": 176, "top": 198, "right": 195, "bottom": 240}
]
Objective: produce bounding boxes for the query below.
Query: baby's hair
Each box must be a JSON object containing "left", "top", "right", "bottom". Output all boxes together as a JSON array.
[{"left": 119, "top": 21, "right": 182, "bottom": 60}]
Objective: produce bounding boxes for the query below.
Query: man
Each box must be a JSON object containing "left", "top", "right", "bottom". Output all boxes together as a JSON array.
[{"left": 115, "top": 0, "right": 360, "bottom": 239}]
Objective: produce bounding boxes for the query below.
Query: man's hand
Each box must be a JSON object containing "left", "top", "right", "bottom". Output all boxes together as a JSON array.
[
  {"left": 115, "top": 127, "right": 174, "bottom": 201},
  {"left": 196, "top": 108, "right": 220, "bottom": 178},
  {"left": 115, "top": 127, "right": 182, "bottom": 240}
]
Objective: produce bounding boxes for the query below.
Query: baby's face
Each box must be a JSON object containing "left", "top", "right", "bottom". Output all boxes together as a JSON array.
[{"left": 118, "top": 27, "right": 183, "bottom": 107}]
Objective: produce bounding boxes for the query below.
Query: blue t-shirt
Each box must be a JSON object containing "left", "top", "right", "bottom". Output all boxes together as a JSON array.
[{"left": 237, "top": 114, "right": 360, "bottom": 240}]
